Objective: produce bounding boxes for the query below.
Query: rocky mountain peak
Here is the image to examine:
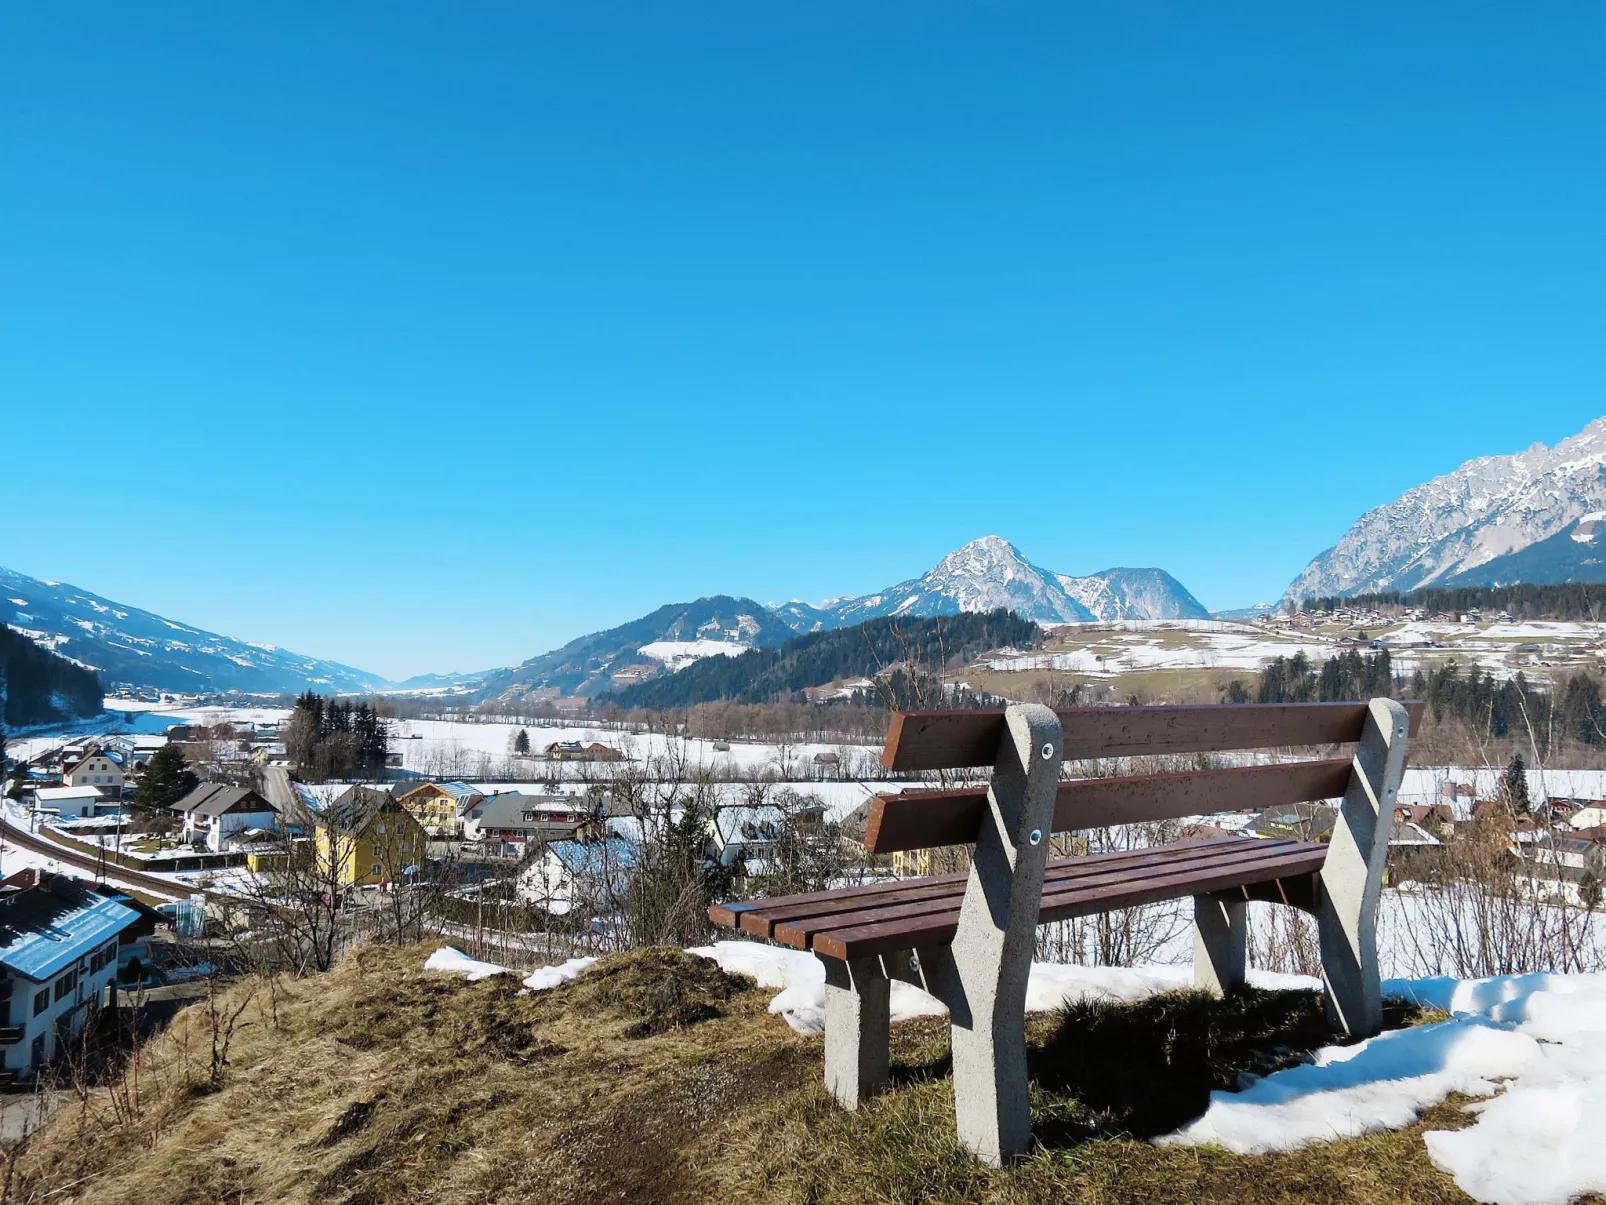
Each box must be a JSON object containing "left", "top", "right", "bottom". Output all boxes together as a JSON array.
[{"left": 1283, "top": 414, "right": 1606, "bottom": 603}]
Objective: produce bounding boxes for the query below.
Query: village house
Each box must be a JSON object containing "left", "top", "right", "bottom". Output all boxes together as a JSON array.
[
  {"left": 105, "top": 733, "right": 170, "bottom": 771},
  {"left": 0, "top": 871, "right": 167, "bottom": 986},
  {"left": 393, "top": 780, "right": 483, "bottom": 836},
  {"left": 1247, "top": 802, "right": 1337, "bottom": 843},
  {"left": 60, "top": 747, "right": 124, "bottom": 797},
  {"left": 0, "top": 873, "right": 140, "bottom": 1084},
  {"left": 172, "top": 783, "right": 280, "bottom": 853},
  {"left": 1520, "top": 829, "right": 1606, "bottom": 907},
  {"left": 461, "top": 793, "right": 590, "bottom": 857},
  {"left": 609, "top": 665, "right": 658, "bottom": 685},
  {"left": 1394, "top": 803, "right": 1456, "bottom": 841},
  {"left": 543, "top": 741, "right": 624, "bottom": 762},
  {"left": 709, "top": 803, "right": 786, "bottom": 871},
  {"left": 32, "top": 784, "right": 106, "bottom": 821},
  {"left": 516, "top": 835, "right": 638, "bottom": 910},
  {"left": 313, "top": 786, "right": 428, "bottom": 889},
  {"left": 1564, "top": 801, "right": 1606, "bottom": 830}
]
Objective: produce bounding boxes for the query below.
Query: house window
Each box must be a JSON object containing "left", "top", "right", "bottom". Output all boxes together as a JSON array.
[
  {"left": 54, "top": 970, "right": 77, "bottom": 1001},
  {"left": 372, "top": 844, "right": 383, "bottom": 858},
  {"left": 33, "top": 989, "right": 47, "bottom": 1016},
  {"left": 377, "top": 823, "right": 387, "bottom": 836},
  {"left": 370, "top": 863, "right": 382, "bottom": 878},
  {"left": 399, "top": 842, "right": 408, "bottom": 854}
]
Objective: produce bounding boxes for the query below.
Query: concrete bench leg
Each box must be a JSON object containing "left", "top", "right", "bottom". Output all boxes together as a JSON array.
[
  {"left": 1318, "top": 697, "right": 1410, "bottom": 1037},
  {"left": 948, "top": 703, "right": 1062, "bottom": 1167},
  {"left": 1193, "top": 892, "right": 1247, "bottom": 996},
  {"left": 821, "top": 954, "right": 890, "bottom": 1108}
]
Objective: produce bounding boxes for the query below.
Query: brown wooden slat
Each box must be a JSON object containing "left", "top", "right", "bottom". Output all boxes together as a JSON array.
[
  {"left": 864, "top": 758, "right": 1352, "bottom": 854},
  {"left": 882, "top": 700, "right": 1424, "bottom": 771},
  {"left": 1054, "top": 759, "right": 1352, "bottom": 831},
  {"left": 756, "top": 839, "right": 1286, "bottom": 944},
  {"left": 812, "top": 841, "right": 1328, "bottom": 959},
  {"left": 711, "top": 837, "right": 1257, "bottom": 933},
  {"left": 776, "top": 840, "right": 1301, "bottom": 949}
]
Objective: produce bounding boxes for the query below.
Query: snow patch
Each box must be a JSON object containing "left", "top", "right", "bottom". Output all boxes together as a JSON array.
[
  {"left": 686, "top": 941, "right": 1316, "bottom": 1035},
  {"left": 1162, "top": 970, "right": 1606, "bottom": 1205},
  {"left": 423, "top": 947, "right": 514, "bottom": 981},
  {"left": 521, "top": 956, "right": 598, "bottom": 991},
  {"left": 636, "top": 639, "right": 751, "bottom": 673}
]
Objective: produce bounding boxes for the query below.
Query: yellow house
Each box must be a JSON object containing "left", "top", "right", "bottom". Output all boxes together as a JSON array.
[
  {"left": 314, "top": 786, "right": 428, "bottom": 888},
  {"left": 393, "top": 781, "right": 482, "bottom": 836}
]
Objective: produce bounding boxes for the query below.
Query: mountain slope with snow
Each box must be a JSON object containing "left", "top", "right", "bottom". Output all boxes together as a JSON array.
[
  {"left": 479, "top": 595, "right": 794, "bottom": 701},
  {"left": 770, "top": 537, "right": 1209, "bottom": 629},
  {"left": 1285, "top": 416, "right": 1606, "bottom": 603},
  {"left": 818, "top": 536, "right": 1097, "bottom": 626},
  {"left": 0, "top": 567, "right": 387, "bottom": 696},
  {"left": 493, "top": 539, "right": 1206, "bottom": 702}
]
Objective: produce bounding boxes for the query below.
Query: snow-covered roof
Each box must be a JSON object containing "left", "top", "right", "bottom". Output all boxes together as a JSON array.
[
  {"left": 35, "top": 785, "right": 103, "bottom": 801},
  {"left": 713, "top": 804, "right": 785, "bottom": 846},
  {"left": 548, "top": 836, "right": 639, "bottom": 875},
  {"left": 0, "top": 887, "right": 138, "bottom": 982}
]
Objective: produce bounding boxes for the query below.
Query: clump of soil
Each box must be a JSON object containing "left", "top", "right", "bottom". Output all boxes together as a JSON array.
[{"left": 548, "top": 946, "right": 755, "bottom": 1036}]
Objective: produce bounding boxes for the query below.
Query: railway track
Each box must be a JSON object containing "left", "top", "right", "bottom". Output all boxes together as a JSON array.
[{"left": 0, "top": 818, "right": 199, "bottom": 904}]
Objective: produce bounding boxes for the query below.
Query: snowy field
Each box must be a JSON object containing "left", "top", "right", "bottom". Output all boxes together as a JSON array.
[
  {"left": 977, "top": 625, "right": 1342, "bottom": 677},
  {"left": 972, "top": 618, "right": 1606, "bottom": 684},
  {"left": 426, "top": 939, "right": 1606, "bottom": 1205},
  {"left": 385, "top": 716, "right": 885, "bottom": 781}
]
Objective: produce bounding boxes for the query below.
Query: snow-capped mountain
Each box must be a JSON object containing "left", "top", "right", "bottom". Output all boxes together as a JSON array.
[
  {"left": 819, "top": 536, "right": 1097, "bottom": 625},
  {"left": 492, "top": 539, "right": 1206, "bottom": 703},
  {"left": 1, "top": 566, "right": 388, "bottom": 695},
  {"left": 1284, "top": 416, "right": 1606, "bottom": 603},
  {"left": 771, "top": 536, "right": 1209, "bottom": 629}
]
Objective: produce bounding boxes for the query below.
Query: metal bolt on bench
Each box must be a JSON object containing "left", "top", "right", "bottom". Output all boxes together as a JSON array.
[{"left": 709, "top": 697, "right": 1416, "bottom": 1166}]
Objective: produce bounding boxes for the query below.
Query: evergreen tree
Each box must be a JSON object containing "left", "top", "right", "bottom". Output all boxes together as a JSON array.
[
  {"left": 514, "top": 728, "right": 530, "bottom": 754},
  {"left": 134, "top": 744, "right": 198, "bottom": 811},
  {"left": 1501, "top": 752, "right": 1531, "bottom": 815}
]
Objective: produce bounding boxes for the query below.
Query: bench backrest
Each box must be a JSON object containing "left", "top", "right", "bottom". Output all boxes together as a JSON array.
[{"left": 863, "top": 700, "right": 1422, "bottom": 855}]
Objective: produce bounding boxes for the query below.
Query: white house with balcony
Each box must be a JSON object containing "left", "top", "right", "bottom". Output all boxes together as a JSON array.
[{"left": 0, "top": 875, "right": 138, "bottom": 1083}]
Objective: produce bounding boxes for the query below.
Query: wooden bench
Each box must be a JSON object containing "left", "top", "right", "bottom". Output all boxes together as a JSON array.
[{"left": 708, "top": 698, "right": 1417, "bottom": 1165}]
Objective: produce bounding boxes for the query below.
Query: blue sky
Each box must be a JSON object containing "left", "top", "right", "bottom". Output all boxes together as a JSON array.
[{"left": 4, "top": 3, "right": 1604, "bottom": 681}]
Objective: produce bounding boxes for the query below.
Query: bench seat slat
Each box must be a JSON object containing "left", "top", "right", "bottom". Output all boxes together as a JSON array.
[
  {"left": 744, "top": 839, "right": 1275, "bottom": 941},
  {"left": 864, "top": 758, "right": 1352, "bottom": 854},
  {"left": 770, "top": 839, "right": 1308, "bottom": 950},
  {"left": 809, "top": 838, "right": 1328, "bottom": 960},
  {"left": 883, "top": 700, "right": 1424, "bottom": 771}
]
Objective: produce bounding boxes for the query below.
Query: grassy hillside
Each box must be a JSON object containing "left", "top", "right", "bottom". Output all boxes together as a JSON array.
[
  {"left": 14, "top": 944, "right": 1477, "bottom": 1205},
  {"left": 605, "top": 609, "right": 1040, "bottom": 709}
]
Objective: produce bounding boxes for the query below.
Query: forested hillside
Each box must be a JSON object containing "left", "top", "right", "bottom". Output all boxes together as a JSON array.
[
  {"left": 1300, "top": 582, "right": 1606, "bottom": 621},
  {"left": 604, "top": 610, "right": 1039, "bottom": 708},
  {"left": 1237, "top": 647, "right": 1606, "bottom": 757},
  {"left": 0, "top": 624, "right": 103, "bottom": 727},
  {"left": 480, "top": 595, "right": 796, "bottom": 700}
]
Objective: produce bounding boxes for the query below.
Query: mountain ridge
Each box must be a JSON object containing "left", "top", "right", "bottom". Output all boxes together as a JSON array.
[
  {"left": 0, "top": 567, "right": 388, "bottom": 697},
  {"left": 1284, "top": 416, "right": 1606, "bottom": 603},
  {"left": 767, "top": 536, "right": 1208, "bottom": 632},
  {"left": 481, "top": 537, "right": 1207, "bottom": 703}
]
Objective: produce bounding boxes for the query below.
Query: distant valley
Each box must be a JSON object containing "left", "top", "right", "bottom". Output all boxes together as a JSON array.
[{"left": 18, "top": 410, "right": 1606, "bottom": 712}]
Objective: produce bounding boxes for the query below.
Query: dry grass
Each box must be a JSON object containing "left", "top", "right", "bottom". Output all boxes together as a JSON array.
[{"left": 12, "top": 945, "right": 1481, "bottom": 1205}]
